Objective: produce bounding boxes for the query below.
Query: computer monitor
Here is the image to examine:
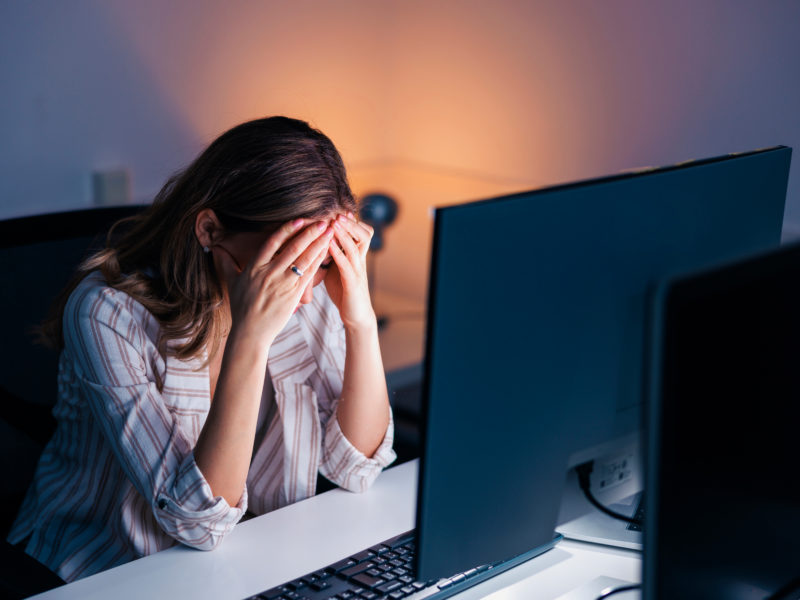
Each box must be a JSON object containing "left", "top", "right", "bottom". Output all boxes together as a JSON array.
[
  {"left": 644, "top": 242, "right": 800, "bottom": 600},
  {"left": 415, "top": 147, "right": 791, "bottom": 580}
]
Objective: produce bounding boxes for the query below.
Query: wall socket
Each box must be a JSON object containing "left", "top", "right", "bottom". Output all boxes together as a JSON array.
[
  {"left": 92, "top": 169, "right": 131, "bottom": 206},
  {"left": 594, "top": 451, "right": 635, "bottom": 491}
]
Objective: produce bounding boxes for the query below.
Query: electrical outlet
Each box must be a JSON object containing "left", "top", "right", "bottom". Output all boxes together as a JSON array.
[
  {"left": 595, "top": 451, "right": 634, "bottom": 491},
  {"left": 92, "top": 169, "right": 131, "bottom": 206}
]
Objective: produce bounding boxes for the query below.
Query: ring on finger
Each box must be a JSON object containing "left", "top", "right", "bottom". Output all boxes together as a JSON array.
[{"left": 290, "top": 265, "right": 304, "bottom": 277}]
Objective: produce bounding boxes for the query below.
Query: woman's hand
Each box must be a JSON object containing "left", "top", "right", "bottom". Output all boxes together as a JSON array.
[
  {"left": 213, "top": 219, "right": 334, "bottom": 348},
  {"left": 326, "top": 213, "right": 377, "bottom": 331}
]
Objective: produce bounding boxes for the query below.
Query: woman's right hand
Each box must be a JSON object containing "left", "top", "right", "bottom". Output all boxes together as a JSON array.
[{"left": 213, "top": 219, "right": 334, "bottom": 349}]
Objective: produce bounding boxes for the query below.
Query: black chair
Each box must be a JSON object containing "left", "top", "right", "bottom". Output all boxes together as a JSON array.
[{"left": 0, "top": 205, "right": 145, "bottom": 598}]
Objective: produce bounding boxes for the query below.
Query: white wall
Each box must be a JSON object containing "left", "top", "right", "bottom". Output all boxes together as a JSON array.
[
  {"left": 0, "top": 0, "right": 388, "bottom": 216},
  {"left": 2, "top": 1, "right": 799, "bottom": 301}
]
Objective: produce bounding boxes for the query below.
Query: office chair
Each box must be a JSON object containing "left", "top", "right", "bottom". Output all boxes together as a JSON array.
[{"left": 0, "top": 205, "right": 145, "bottom": 598}]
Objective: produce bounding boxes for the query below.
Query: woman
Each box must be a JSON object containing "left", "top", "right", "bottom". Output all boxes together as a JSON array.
[{"left": 8, "top": 117, "right": 395, "bottom": 582}]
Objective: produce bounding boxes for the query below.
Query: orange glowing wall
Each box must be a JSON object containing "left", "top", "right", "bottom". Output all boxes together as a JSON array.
[{"left": 3, "top": 1, "right": 798, "bottom": 305}]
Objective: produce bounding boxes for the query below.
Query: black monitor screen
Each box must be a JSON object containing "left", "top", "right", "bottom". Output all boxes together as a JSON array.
[{"left": 416, "top": 147, "right": 791, "bottom": 581}]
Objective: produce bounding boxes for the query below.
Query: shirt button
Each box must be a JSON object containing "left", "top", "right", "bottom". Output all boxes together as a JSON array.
[{"left": 157, "top": 498, "right": 168, "bottom": 509}]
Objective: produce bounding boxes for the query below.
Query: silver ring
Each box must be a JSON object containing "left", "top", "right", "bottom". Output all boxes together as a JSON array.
[{"left": 290, "top": 265, "right": 304, "bottom": 277}]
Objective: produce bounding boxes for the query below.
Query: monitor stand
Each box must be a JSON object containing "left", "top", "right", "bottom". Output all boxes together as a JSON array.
[
  {"left": 557, "top": 490, "right": 643, "bottom": 551},
  {"left": 556, "top": 576, "right": 641, "bottom": 600}
]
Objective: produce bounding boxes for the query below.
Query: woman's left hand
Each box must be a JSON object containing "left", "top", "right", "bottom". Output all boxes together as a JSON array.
[{"left": 326, "top": 212, "right": 377, "bottom": 330}]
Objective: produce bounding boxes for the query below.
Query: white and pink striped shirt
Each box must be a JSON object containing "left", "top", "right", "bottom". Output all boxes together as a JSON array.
[{"left": 8, "top": 272, "right": 395, "bottom": 582}]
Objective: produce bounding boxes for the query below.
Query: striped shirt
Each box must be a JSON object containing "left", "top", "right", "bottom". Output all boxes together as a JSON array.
[{"left": 8, "top": 272, "right": 395, "bottom": 582}]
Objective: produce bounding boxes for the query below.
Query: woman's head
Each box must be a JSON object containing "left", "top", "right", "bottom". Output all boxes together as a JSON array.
[
  {"left": 159, "top": 116, "right": 355, "bottom": 291},
  {"left": 42, "top": 117, "right": 356, "bottom": 364}
]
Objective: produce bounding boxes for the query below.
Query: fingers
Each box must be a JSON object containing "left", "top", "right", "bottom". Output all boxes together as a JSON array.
[
  {"left": 300, "top": 241, "right": 330, "bottom": 284},
  {"left": 290, "top": 224, "right": 334, "bottom": 274},
  {"left": 335, "top": 213, "right": 373, "bottom": 257},
  {"left": 268, "top": 221, "right": 331, "bottom": 273},
  {"left": 328, "top": 234, "right": 351, "bottom": 280},
  {"left": 332, "top": 217, "right": 363, "bottom": 261},
  {"left": 252, "top": 218, "right": 307, "bottom": 268},
  {"left": 347, "top": 211, "right": 374, "bottom": 242}
]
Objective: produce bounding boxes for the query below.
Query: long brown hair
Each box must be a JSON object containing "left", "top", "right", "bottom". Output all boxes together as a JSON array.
[{"left": 41, "top": 116, "right": 356, "bottom": 362}]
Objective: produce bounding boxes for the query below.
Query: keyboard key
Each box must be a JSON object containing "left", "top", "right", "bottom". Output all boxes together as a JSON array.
[
  {"left": 411, "top": 582, "right": 427, "bottom": 590},
  {"left": 341, "top": 562, "right": 374, "bottom": 578},
  {"left": 398, "top": 575, "right": 415, "bottom": 584},
  {"left": 336, "top": 592, "right": 357, "bottom": 600},
  {"left": 386, "top": 533, "right": 415, "bottom": 549},
  {"left": 261, "top": 586, "right": 291, "bottom": 599},
  {"left": 389, "top": 591, "right": 406, "bottom": 599},
  {"left": 352, "top": 549, "right": 376, "bottom": 563},
  {"left": 359, "top": 592, "right": 379, "bottom": 600},
  {"left": 383, "top": 572, "right": 397, "bottom": 581},
  {"left": 401, "top": 585, "right": 416, "bottom": 594},
  {"left": 378, "top": 564, "right": 393, "bottom": 573},
  {"left": 365, "top": 568, "right": 382, "bottom": 577},
  {"left": 329, "top": 557, "right": 359, "bottom": 573},
  {"left": 438, "top": 580, "right": 453, "bottom": 590},
  {"left": 376, "top": 580, "right": 403, "bottom": 594},
  {"left": 310, "top": 581, "right": 332, "bottom": 592},
  {"left": 384, "top": 551, "right": 399, "bottom": 560},
  {"left": 313, "top": 570, "right": 332, "bottom": 580},
  {"left": 352, "top": 573, "right": 384, "bottom": 589},
  {"left": 371, "top": 556, "right": 387, "bottom": 566}
]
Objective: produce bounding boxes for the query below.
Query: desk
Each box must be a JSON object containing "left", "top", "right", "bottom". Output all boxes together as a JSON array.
[{"left": 31, "top": 461, "right": 641, "bottom": 600}]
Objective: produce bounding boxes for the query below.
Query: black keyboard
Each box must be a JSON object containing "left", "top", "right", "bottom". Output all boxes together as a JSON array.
[{"left": 244, "top": 530, "right": 493, "bottom": 600}]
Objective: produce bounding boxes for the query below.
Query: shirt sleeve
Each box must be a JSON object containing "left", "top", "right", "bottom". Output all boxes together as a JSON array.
[
  {"left": 64, "top": 281, "right": 245, "bottom": 550},
  {"left": 315, "top": 310, "right": 397, "bottom": 492},
  {"left": 319, "top": 405, "right": 396, "bottom": 492}
]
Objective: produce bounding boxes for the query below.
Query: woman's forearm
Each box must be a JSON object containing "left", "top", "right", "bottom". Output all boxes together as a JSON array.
[
  {"left": 336, "top": 321, "right": 391, "bottom": 457},
  {"left": 194, "top": 328, "right": 271, "bottom": 506}
]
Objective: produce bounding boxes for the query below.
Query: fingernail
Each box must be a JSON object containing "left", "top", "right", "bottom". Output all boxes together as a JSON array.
[
  {"left": 333, "top": 221, "right": 341, "bottom": 230},
  {"left": 325, "top": 226, "right": 334, "bottom": 237},
  {"left": 347, "top": 211, "right": 355, "bottom": 220},
  {"left": 292, "top": 218, "right": 304, "bottom": 229},
  {"left": 317, "top": 221, "right": 327, "bottom": 232}
]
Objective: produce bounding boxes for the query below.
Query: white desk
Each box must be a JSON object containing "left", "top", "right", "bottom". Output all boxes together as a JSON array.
[{"left": 31, "top": 461, "right": 641, "bottom": 600}]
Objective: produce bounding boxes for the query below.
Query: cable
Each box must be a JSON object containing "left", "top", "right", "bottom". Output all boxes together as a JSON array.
[
  {"left": 595, "top": 583, "right": 642, "bottom": 599},
  {"left": 575, "top": 461, "right": 643, "bottom": 526}
]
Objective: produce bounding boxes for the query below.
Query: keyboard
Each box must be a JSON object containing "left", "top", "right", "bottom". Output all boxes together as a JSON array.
[{"left": 244, "top": 529, "right": 495, "bottom": 600}]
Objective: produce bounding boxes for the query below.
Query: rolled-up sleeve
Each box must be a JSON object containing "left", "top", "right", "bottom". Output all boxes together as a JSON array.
[
  {"left": 319, "top": 407, "right": 396, "bottom": 492},
  {"left": 66, "top": 284, "right": 244, "bottom": 550}
]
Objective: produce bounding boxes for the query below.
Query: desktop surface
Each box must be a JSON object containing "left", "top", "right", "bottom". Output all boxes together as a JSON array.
[{"left": 29, "top": 461, "right": 642, "bottom": 600}]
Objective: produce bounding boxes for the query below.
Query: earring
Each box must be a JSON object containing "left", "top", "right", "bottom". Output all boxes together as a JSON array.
[{"left": 203, "top": 246, "right": 210, "bottom": 254}]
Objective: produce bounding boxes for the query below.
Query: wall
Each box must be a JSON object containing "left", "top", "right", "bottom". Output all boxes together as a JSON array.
[
  {"left": 371, "top": 0, "right": 800, "bottom": 300},
  {"left": 2, "top": 1, "right": 799, "bottom": 303},
  {"left": 0, "top": 0, "right": 388, "bottom": 215}
]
